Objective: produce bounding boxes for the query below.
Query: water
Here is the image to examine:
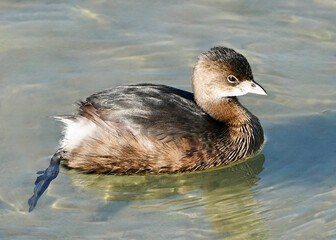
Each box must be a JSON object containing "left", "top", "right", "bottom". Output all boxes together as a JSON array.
[{"left": 0, "top": 0, "right": 335, "bottom": 239}]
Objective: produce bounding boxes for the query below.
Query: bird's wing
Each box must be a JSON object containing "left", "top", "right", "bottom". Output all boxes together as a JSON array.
[{"left": 80, "top": 84, "right": 221, "bottom": 142}]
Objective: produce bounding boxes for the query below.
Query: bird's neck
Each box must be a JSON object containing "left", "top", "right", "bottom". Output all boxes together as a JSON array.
[
  {"left": 196, "top": 96, "right": 254, "bottom": 126},
  {"left": 196, "top": 96, "right": 264, "bottom": 166}
]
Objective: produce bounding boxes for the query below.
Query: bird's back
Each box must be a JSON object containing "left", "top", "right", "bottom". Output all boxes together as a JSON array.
[
  {"left": 84, "top": 84, "right": 224, "bottom": 141},
  {"left": 58, "top": 84, "right": 227, "bottom": 173}
]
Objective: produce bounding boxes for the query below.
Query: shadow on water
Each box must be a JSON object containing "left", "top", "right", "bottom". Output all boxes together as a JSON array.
[
  {"left": 262, "top": 111, "right": 336, "bottom": 185},
  {"left": 62, "top": 154, "right": 267, "bottom": 239}
]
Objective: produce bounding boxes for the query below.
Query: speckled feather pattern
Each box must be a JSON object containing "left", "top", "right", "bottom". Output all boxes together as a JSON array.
[
  {"left": 28, "top": 46, "right": 266, "bottom": 213},
  {"left": 59, "top": 85, "right": 264, "bottom": 174}
]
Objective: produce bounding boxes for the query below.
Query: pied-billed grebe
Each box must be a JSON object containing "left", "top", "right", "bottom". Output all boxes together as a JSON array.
[{"left": 28, "top": 46, "right": 266, "bottom": 211}]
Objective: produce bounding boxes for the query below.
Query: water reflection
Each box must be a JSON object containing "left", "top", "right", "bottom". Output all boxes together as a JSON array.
[
  {"left": 0, "top": 0, "right": 335, "bottom": 238},
  {"left": 61, "top": 154, "right": 266, "bottom": 239}
]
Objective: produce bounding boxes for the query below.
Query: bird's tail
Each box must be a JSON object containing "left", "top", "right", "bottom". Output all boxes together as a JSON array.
[{"left": 28, "top": 151, "right": 63, "bottom": 212}]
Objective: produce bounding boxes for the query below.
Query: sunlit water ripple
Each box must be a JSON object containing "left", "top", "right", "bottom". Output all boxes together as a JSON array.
[{"left": 0, "top": 1, "right": 335, "bottom": 239}]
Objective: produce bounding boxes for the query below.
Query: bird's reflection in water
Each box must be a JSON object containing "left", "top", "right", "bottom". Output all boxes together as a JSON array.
[{"left": 62, "top": 154, "right": 267, "bottom": 239}]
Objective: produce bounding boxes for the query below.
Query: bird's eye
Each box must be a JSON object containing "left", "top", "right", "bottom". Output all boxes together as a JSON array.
[{"left": 227, "top": 75, "right": 239, "bottom": 83}]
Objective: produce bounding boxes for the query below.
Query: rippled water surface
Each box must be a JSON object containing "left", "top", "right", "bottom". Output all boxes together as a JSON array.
[{"left": 0, "top": 1, "right": 335, "bottom": 239}]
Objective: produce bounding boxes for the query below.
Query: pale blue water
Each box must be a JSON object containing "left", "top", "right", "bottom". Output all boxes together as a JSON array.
[{"left": 0, "top": 1, "right": 335, "bottom": 239}]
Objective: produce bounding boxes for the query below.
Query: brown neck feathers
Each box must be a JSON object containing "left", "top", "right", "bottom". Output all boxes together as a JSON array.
[
  {"left": 199, "top": 97, "right": 253, "bottom": 126},
  {"left": 196, "top": 97, "right": 264, "bottom": 167}
]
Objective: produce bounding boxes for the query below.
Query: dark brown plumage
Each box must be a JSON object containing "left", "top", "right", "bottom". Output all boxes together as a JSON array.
[
  {"left": 60, "top": 91, "right": 264, "bottom": 174},
  {"left": 57, "top": 46, "right": 267, "bottom": 174},
  {"left": 28, "top": 46, "right": 267, "bottom": 211}
]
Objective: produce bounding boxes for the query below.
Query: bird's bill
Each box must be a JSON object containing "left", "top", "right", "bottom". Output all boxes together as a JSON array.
[{"left": 247, "top": 80, "right": 267, "bottom": 95}]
